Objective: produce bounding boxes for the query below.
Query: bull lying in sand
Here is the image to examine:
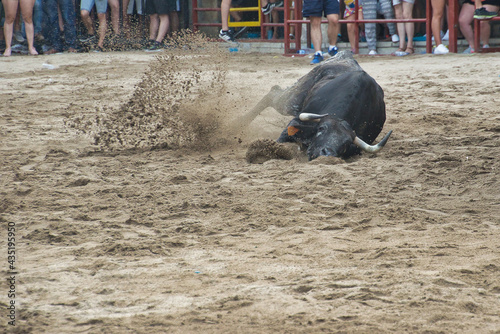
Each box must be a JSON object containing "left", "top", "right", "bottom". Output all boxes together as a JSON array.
[{"left": 242, "top": 51, "right": 393, "bottom": 161}]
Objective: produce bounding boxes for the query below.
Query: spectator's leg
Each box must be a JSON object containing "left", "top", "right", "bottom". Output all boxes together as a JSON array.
[
  {"left": 149, "top": 13, "right": 159, "bottom": 40},
  {"left": 403, "top": 1, "right": 414, "bottom": 51},
  {"left": 122, "top": 0, "right": 130, "bottom": 37},
  {"left": 431, "top": 0, "right": 445, "bottom": 46},
  {"left": 458, "top": 3, "right": 474, "bottom": 47},
  {"left": 20, "top": 0, "right": 38, "bottom": 54},
  {"left": 379, "top": 0, "right": 396, "bottom": 36},
  {"left": 169, "top": 11, "right": 179, "bottom": 33},
  {"left": 326, "top": 12, "right": 339, "bottom": 47},
  {"left": 108, "top": 0, "right": 120, "bottom": 35},
  {"left": 80, "top": 10, "right": 95, "bottom": 35},
  {"left": 310, "top": 16, "right": 322, "bottom": 52},
  {"left": 155, "top": 13, "right": 169, "bottom": 42},
  {"left": 2, "top": 0, "right": 18, "bottom": 56},
  {"left": 394, "top": 3, "right": 406, "bottom": 50},
  {"left": 97, "top": 12, "right": 106, "bottom": 47},
  {"left": 363, "top": 0, "right": 377, "bottom": 51},
  {"left": 58, "top": 0, "right": 77, "bottom": 50}
]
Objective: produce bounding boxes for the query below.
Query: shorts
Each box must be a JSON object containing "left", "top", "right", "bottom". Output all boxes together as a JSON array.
[
  {"left": 392, "top": 0, "right": 415, "bottom": 5},
  {"left": 463, "top": 0, "right": 500, "bottom": 5},
  {"left": 80, "top": 0, "right": 107, "bottom": 14},
  {"left": 146, "top": 0, "right": 177, "bottom": 15},
  {"left": 127, "top": 0, "right": 144, "bottom": 15},
  {"left": 344, "top": 0, "right": 362, "bottom": 17},
  {"left": 303, "top": 0, "right": 340, "bottom": 17}
]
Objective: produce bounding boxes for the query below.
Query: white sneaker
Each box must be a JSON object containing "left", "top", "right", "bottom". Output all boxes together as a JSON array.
[
  {"left": 442, "top": 30, "right": 449, "bottom": 41},
  {"left": 433, "top": 44, "right": 449, "bottom": 55},
  {"left": 391, "top": 34, "right": 399, "bottom": 43},
  {"left": 368, "top": 50, "right": 378, "bottom": 56}
]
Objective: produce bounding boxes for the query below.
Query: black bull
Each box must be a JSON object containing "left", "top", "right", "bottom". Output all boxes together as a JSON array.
[{"left": 239, "top": 51, "right": 393, "bottom": 160}]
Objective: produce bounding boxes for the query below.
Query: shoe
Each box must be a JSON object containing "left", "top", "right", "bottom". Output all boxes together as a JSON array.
[
  {"left": 219, "top": 29, "right": 235, "bottom": 43},
  {"left": 93, "top": 46, "right": 105, "bottom": 53},
  {"left": 474, "top": 7, "right": 498, "bottom": 19},
  {"left": 262, "top": 1, "right": 283, "bottom": 15},
  {"left": 328, "top": 46, "right": 338, "bottom": 57},
  {"left": 310, "top": 53, "right": 324, "bottom": 65},
  {"left": 368, "top": 50, "right": 378, "bottom": 56},
  {"left": 462, "top": 46, "right": 475, "bottom": 54},
  {"left": 483, "top": 44, "right": 490, "bottom": 49},
  {"left": 442, "top": 30, "right": 449, "bottom": 41},
  {"left": 434, "top": 44, "right": 449, "bottom": 54},
  {"left": 391, "top": 34, "right": 399, "bottom": 43},
  {"left": 145, "top": 41, "right": 163, "bottom": 52}
]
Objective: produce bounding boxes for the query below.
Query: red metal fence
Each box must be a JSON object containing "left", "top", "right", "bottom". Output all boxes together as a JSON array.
[{"left": 191, "top": 0, "right": 496, "bottom": 54}]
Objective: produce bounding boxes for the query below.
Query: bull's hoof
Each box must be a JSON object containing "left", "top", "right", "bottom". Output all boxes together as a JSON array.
[{"left": 246, "top": 139, "right": 294, "bottom": 164}]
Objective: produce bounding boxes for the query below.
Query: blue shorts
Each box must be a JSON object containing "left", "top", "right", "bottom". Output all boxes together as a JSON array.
[
  {"left": 303, "top": 0, "right": 340, "bottom": 17},
  {"left": 80, "top": 0, "right": 107, "bottom": 14}
]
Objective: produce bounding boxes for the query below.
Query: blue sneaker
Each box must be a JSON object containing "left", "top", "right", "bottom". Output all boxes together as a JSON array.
[
  {"left": 310, "top": 53, "right": 324, "bottom": 65},
  {"left": 328, "top": 46, "right": 338, "bottom": 57}
]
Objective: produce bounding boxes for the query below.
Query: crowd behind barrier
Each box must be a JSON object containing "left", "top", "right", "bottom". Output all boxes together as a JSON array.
[{"left": 0, "top": 0, "right": 498, "bottom": 57}]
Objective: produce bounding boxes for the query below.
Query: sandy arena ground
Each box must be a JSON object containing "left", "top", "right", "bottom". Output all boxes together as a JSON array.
[{"left": 1, "top": 39, "right": 499, "bottom": 333}]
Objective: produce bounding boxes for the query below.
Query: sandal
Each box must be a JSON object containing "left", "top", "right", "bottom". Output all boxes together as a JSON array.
[
  {"left": 405, "top": 47, "right": 414, "bottom": 55},
  {"left": 393, "top": 48, "right": 407, "bottom": 56}
]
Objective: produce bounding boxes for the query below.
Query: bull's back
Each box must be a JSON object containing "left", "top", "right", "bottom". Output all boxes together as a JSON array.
[{"left": 302, "top": 71, "right": 386, "bottom": 144}]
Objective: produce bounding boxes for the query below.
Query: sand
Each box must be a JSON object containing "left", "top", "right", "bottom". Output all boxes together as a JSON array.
[{"left": 1, "top": 39, "right": 499, "bottom": 333}]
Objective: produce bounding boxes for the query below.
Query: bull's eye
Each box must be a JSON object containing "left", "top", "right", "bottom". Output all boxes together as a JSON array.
[{"left": 316, "top": 125, "right": 327, "bottom": 137}]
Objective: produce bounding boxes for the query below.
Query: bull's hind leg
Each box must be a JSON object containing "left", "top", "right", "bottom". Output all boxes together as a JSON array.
[{"left": 233, "top": 85, "right": 285, "bottom": 128}]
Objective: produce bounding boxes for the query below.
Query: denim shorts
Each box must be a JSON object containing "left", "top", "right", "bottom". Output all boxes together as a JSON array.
[
  {"left": 80, "top": 0, "right": 108, "bottom": 13},
  {"left": 303, "top": 0, "right": 340, "bottom": 17}
]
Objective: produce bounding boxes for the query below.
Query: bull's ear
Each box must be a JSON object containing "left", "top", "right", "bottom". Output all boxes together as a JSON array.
[{"left": 277, "top": 120, "right": 317, "bottom": 143}]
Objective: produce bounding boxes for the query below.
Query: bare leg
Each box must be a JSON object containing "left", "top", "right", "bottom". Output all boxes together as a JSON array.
[
  {"left": 108, "top": 0, "right": 120, "bottom": 35},
  {"left": 97, "top": 12, "right": 107, "bottom": 47},
  {"left": 80, "top": 10, "right": 95, "bottom": 35},
  {"left": 310, "top": 16, "right": 322, "bottom": 52},
  {"left": 149, "top": 14, "right": 159, "bottom": 40},
  {"left": 169, "top": 11, "right": 179, "bottom": 33},
  {"left": 403, "top": 1, "right": 414, "bottom": 51},
  {"left": 220, "top": 0, "right": 231, "bottom": 31},
  {"left": 326, "top": 13, "right": 339, "bottom": 47},
  {"left": 122, "top": 0, "right": 130, "bottom": 37},
  {"left": 20, "top": 0, "right": 38, "bottom": 55},
  {"left": 431, "top": 0, "right": 445, "bottom": 46},
  {"left": 459, "top": 4, "right": 474, "bottom": 48},
  {"left": 2, "top": 0, "right": 18, "bottom": 56},
  {"left": 156, "top": 14, "right": 169, "bottom": 42}
]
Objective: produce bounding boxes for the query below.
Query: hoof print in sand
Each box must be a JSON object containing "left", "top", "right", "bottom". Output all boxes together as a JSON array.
[{"left": 246, "top": 139, "right": 294, "bottom": 164}]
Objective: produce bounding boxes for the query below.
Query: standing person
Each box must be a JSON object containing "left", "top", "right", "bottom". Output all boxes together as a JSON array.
[
  {"left": 80, "top": 0, "right": 109, "bottom": 50},
  {"left": 363, "top": 0, "right": 398, "bottom": 55},
  {"left": 303, "top": 0, "right": 340, "bottom": 65},
  {"left": 393, "top": 0, "right": 415, "bottom": 56},
  {"left": 460, "top": 0, "right": 500, "bottom": 52},
  {"left": 146, "top": 0, "right": 176, "bottom": 50},
  {"left": 473, "top": 0, "right": 499, "bottom": 18},
  {"left": 343, "top": 0, "right": 363, "bottom": 53},
  {"left": 2, "top": 0, "right": 38, "bottom": 56},
  {"left": 431, "top": 0, "right": 448, "bottom": 54},
  {"left": 219, "top": 0, "right": 234, "bottom": 42},
  {"left": 42, "top": 0, "right": 78, "bottom": 53}
]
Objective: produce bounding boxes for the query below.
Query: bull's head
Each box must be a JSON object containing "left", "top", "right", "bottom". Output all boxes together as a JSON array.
[{"left": 277, "top": 113, "right": 392, "bottom": 160}]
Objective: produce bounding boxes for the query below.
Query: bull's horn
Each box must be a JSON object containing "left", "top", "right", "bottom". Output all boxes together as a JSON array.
[
  {"left": 354, "top": 130, "right": 393, "bottom": 153},
  {"left": 299, "top": 113, "right": 329, "bottom": 122}
]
